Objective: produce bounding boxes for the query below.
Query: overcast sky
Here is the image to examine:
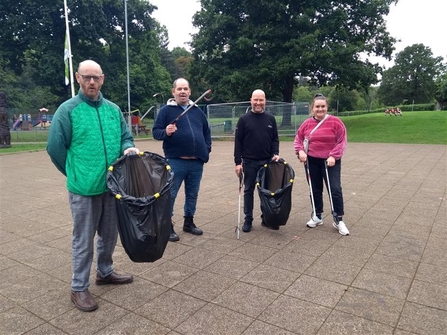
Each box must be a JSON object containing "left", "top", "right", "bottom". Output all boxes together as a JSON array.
[{"left": 149, "top": 0, "right": 445, "bottom": 67}]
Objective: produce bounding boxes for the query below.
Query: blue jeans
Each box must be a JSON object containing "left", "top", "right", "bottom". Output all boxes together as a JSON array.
[
  {"left": 167, "top": 158, "right": 204, "bottom": 217},
  {"left": 305, "top": 156, "right": 344, "bottom": 218},
  {"left": 69, "top": 192, "right": 118, "bottom": 292},
  {"left": 242, "top": 158, "right": 270, "bottom": 223}
]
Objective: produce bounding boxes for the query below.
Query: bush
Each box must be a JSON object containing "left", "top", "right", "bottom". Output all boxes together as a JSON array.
[{"left": 399, "top": 103, "right": 435, "bottom": 111}]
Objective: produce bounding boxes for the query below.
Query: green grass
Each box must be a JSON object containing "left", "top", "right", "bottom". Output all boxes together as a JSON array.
[
  {"left": 341, "top": 111, "right": 446, "bottom": 144},
  {"left": 0, "top": 143, "right": 47, "bottom": 154}
]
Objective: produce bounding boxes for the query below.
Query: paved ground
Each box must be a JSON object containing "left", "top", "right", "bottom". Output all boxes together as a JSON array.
[{"left": 0, "top": 141, "right": 446, "bottom": 335}]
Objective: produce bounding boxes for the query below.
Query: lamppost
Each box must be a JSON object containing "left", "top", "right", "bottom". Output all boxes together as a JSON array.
[{"left": 153, "top": 93, "right": 165, "bottom": 105}]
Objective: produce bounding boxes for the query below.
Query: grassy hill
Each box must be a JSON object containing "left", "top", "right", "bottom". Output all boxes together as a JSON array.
[{"left": 341, "top": 111, "right": 446, "bottom": 145}]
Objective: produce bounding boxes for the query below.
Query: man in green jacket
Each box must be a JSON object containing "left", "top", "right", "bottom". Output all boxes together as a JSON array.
[{"left": 47, "top": 60, "right": 139, "bottom": 312}]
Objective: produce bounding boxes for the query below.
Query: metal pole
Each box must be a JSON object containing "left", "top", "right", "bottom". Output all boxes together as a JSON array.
[
  {"left": 124, "top": 0, "right": 131, "bottom": 130},
  {"left": 64, "top": 0, "right": 75, "bottom": 97},
  {"left": 153, "top": 93, "right": 165, "bottom": 108}
]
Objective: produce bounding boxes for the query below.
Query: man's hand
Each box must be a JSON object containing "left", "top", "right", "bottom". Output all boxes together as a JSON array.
[
  {"left": 124, "top": 147, "right": 140, "bottom": 155},
  {"left": 166, "top": 124, "right": 177, "bottom": 136},
  {"left": 235, "top": 164, "right": 243, "bottom": 177}
]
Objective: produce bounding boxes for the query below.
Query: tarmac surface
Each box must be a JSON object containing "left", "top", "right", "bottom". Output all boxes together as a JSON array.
[{"left": 0, "top": 140, "right": 446, "bottom": 335}]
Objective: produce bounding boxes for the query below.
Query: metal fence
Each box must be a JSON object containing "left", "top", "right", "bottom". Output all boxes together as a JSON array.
[
  {"left": 206, "top": 101, "right": 310, "bottom": 138},
  {"left": 5, "top": 101, "right": 312, "bottom": 141}
]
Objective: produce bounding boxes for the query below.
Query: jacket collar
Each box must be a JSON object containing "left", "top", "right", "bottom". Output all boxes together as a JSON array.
[
  {"left": 78, "top": 90, "right": 103, "bottom": 107},
  {"left": 166, "top": 98, "right": 196, "bottom": 107}
]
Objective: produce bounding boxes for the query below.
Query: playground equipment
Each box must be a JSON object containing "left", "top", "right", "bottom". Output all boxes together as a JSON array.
[
  {"left": 12, "top": 110, "right": 53, "bottom": 130},
  {"left": 129, "top": 109, "right": 149, "bottom": 135},
  {"left": 12, "top": 114, "right": 32, "bottom": 130},
  {"left": 37, "top": 108, "right": 50, "bottom": 128},
  {"left": 128, "top": 106, "right": 156, "bottom": 136}
]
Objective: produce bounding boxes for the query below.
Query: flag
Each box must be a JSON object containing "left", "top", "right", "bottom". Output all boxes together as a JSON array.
[{"left": 64, "top": 32, "right": 69, "bottom": 86}]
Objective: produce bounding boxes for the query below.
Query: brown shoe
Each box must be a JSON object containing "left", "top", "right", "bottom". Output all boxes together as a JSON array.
[
  {"left": 95, "top": 272, "right": 133, "bottom": 286},
  {"left": 71, "top": 290, "right": 98, "bottom": 312}
]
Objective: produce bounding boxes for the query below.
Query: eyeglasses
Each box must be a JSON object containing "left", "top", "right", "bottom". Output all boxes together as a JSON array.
[{"left": 78, "top": 74, "right": 103, "bottom": 82}]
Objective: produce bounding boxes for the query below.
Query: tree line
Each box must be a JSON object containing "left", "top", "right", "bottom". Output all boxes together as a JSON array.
[{"left": 0, "top": 0, "right": 446, "bottom": 116}]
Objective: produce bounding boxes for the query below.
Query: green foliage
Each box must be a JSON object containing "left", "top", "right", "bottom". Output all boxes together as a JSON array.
[
  {"left": 293, "top": 86, "right": 313, "bottom": 103},
  {"left": 163, "top": 47, "right": 193, "bottom": 83},
  {"left": 378, "top": 44, "right": 444, "bottom": 106},
  {"left": 435, "top": 70, "right": 447, "bottom": 109},
  {"left": 0, "top": 0, "right": 172, "bottom": 112},
  {"left": 400, "top": 103, "right": 435, "bottom": 111},
  {"left": 192, "top": 0, "right": 397, "bottom": 102},
  {"left": 328, "top": 89, "right": 360, "bottom": 112},
  {"left": 293, "top": 85, "right": 381, "bottom": 112},
  {"left": 0, "top": 59, "right": 59, "bottom": 111}
]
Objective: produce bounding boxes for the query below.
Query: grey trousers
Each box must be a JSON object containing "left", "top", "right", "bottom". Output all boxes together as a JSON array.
[{"left": 69, "top": 192, "right": 118, "bottom": 291}]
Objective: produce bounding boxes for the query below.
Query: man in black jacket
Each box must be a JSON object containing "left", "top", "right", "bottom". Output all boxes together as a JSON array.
[{"left": 234, "top": 89, "right": 280, "bottom": 232}]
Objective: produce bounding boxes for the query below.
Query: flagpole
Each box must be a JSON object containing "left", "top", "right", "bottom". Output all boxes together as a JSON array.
[
  {"left": 124, "top": 0, "right": 131, "bottom": 130},
  {"left": 64, "top": 0, "right": 75, "bottom": 97}
]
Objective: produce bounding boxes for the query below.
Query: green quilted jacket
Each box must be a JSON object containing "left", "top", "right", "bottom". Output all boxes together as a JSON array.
[{"left": 47, "top": 90, "right": 134, "bottom": 196}]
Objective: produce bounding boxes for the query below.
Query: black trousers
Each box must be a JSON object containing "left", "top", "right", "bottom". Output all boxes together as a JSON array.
[
  {"left": 242, "top": 158, "right": 270, "bottom": 223},
  {"left": 304, "top": 155, "right": 344, "bottom": 218}
]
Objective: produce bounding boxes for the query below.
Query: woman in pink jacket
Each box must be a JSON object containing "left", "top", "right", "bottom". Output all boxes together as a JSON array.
[{"left": 293, "top": 94, "right": 349, "bottom": 236}]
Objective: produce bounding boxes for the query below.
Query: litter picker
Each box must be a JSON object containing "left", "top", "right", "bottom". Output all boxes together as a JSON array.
[
  {"left": 324, "top": 161, "right": 338, "bottom": 224},
  {"left": 304, "top": 161, "right": 317, "bottom": 221},
  {"left": 170, "top": 89, "right": 212, "bottom": 124},
  {"left": 236, "top": 171, "right": 244, "bottom": 239}
]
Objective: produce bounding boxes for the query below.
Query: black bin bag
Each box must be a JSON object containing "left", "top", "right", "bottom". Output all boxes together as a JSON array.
[
  {"left": 106, "top": 152, "right": 173, "bottom": 263},
  {"left": 256, "top": 159, "right": 295, "bottom": 228}
]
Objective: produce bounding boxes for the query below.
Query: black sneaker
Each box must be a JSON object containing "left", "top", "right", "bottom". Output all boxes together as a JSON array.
[{"left": 242, "top": 222, "right": 252, "bottom": 232}]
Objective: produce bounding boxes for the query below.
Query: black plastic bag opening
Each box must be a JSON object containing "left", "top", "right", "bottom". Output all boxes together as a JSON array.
[
  {"left": 107, "top": 152, "right": 173, "bottom": 263},
  {"left": 256, "top": 159, "right": 295, "bottom": 228}
]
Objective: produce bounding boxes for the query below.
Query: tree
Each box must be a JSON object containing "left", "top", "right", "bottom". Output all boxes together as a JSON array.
[
  {"left": 171, "top": 47, "right": 193, "bottom": 80},
  {"left": 378, "top": 44, "right": 444, "bottom": 106},
  {"left": 329, "top": 89, "right": 359, "bottom": 112},
  {"left": 160, "top": 46, "right": 193, "bottom": 83},
  {"left": 293, "top": 86, "right": 313, "bottom": 103},
  {"left": 0, "top": 0, "right": 171, "bottom": 111},
  {"left": 191, "top": 0, "right": 397, "bottom": 106},
  {"left": 158, "top": 26, "right": 177, "bottom": 81},
  {"left": 435, "top": 70, "right": 447, "bottom": 110}
]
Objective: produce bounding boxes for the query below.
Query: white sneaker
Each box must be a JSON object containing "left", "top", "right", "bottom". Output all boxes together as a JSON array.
[
  {"left": 306, "top": 216, "right": 323, "bottom": 228},
  {"left": 333, "top": 220, "right": 350, "bottom": 236}
]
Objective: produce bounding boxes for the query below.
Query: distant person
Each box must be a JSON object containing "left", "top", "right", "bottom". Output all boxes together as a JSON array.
[
  {"left": 152, "top": 78, "right": 212, "bottom": 242},
  {"left": 293, "top": 93, "right": 349, "bottom": 236},
  {"left": 234, "top": 89, "right": 280, "bottom": 233},
  {"left": 47, "top": 60, "right": 139, "bottom": 312}
]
